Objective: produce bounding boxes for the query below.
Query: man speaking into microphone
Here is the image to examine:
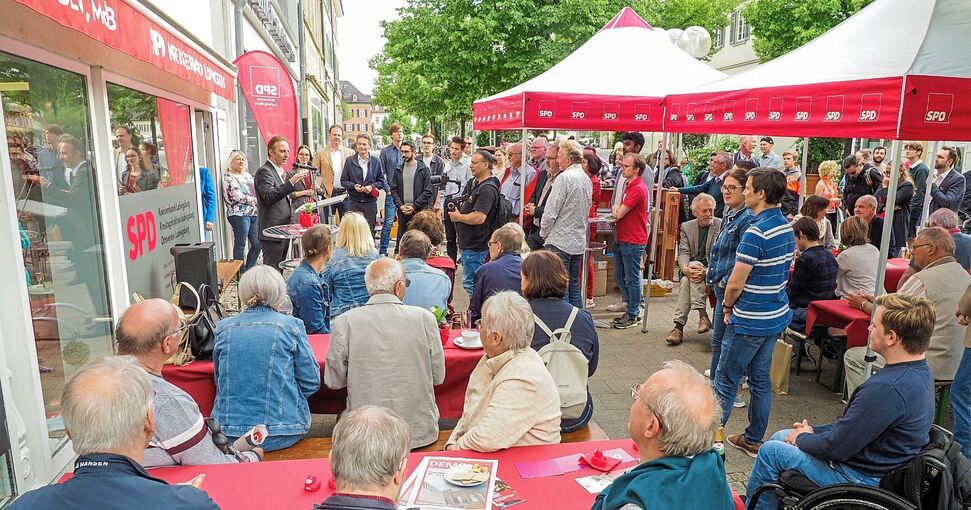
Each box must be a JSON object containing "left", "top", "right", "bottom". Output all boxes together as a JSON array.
[{"left": 256, "top": 136, "right": 308, "bottom": 271}]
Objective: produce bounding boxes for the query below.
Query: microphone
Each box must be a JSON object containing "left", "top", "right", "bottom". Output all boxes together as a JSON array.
[{"left": 292, "top": 162, "right": 316, "bottom": 171}]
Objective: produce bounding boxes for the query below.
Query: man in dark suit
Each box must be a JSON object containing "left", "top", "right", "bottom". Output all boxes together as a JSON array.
[
  {"left": 391, "top": 141, "right": 433, "bottom": 252},
  {"left": 255, "top": 136, "right": 308, "bottom": 271},
  {"left": 673, "top": 151, "right": 731, "bottom": 218},
  {"left": 929, "top": 146, "right": 966, "bottom": 216},
  {"left": 524, "top": 146, "right": 558, "bottom": 251},
  {"left": 340, "top": 133, "right": 385, "bottom": 235}
]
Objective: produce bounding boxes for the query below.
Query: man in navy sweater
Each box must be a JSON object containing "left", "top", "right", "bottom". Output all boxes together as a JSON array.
[{"left": 747, "top": 293, "right": 935, "bottom": 510}]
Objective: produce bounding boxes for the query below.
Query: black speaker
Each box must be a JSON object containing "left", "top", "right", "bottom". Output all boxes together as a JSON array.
[{"left": 170, "top": 242, "right": 217, "bottom": 308}]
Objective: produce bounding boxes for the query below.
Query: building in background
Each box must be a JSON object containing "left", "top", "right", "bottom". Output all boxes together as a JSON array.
[
  {"left": 302, "top": 0, "right": 344, "bottom": 151},
  {"left": 341, "top": 80, "right": 373, "bottom": 143},
  {"left": 708, "top": 7, "right": 758, "bottom": 76}
]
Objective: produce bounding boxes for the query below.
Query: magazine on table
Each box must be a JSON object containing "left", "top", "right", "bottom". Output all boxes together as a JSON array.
[
  {"left": 575, "top": 466, "right": 635, "bottom": 494},
  {"left": 399, "top": 456, "right": 498, "bottom": 510}
]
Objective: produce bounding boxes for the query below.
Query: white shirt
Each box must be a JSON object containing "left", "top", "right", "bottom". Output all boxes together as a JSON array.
[
  {"left": 65, "top": 161, "right": 83, "bottom": 186},
  {"left": 329, "top": 148, "right": 343, "bottom": 189},
  {"left": 116, "top": 149, "right": 128, "bottom": 182},
  {"left": 935, "top": 167, "right": 955, "bottom": 187}
]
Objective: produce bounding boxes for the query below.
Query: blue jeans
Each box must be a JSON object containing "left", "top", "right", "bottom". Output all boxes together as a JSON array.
[
  {"left": 227, "top": 215, "right": 261, "bottom": 271},
  {"left": 952, "top": 347, "right": 971, "bottom": 459},
  {"left": 747, "top": 429, "right": 880, "bottom": 510},
  {"left": 460, "top": 249, "right": 488, "bottom": 297},
  {"left": 710, "top": 284, "right": 729, "bottom": 379},
  {"left": 547, "top": 244, "right": 583, "bottom": 308},
  {"left": 379, "top": 195, "right": 397, "bottom": 255},
  {"left": 227, "top": 433, "right": 303, "bottom": 453},
  {"left": 715, "top": 330, "right": 776, "bottom": 444},
  {"left": 614, "top": 242, "right": 645, "bottom": 317}
]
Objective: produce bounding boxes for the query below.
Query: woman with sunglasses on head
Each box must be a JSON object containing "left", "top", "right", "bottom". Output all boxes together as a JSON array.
[{"left": 222, "top": 150, "right": 261, "bottom": 272}]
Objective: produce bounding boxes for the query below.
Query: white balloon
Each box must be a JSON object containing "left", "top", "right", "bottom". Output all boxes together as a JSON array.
[
  {"left": 677, "top": 26, "right": 713, "bottom": 58},
  {"left": 665, "top": 28, "right": 683, "bottom": 45}
]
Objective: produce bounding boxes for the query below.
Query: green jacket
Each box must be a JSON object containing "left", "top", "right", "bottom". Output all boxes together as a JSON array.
[{"left": 591, "top": 450, "right": 734, "bottom": 510}]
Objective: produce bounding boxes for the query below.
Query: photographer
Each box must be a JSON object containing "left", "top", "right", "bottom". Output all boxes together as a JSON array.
[
  {"left": 449, "top": 149, "right": 500, "bottom": 297},
  {"left": 439, "top": 136, "right": 473, "bottom": 262},
  {"left": 391, "top": 141, "right": 434, "bottom": 252}
]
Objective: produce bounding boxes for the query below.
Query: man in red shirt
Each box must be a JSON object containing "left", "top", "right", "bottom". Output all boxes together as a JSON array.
[{"left": 610, "top": 153, "right": 649, "bottom": 329}]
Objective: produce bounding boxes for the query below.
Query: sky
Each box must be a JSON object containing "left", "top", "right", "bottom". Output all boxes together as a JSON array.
[{"left": 336, "top": 0, "right": 406, "bottom": 96}]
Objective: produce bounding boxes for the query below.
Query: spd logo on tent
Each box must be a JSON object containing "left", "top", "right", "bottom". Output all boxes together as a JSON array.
[{"left": 924, "top": 93, "right": 954, "bottom": 124}]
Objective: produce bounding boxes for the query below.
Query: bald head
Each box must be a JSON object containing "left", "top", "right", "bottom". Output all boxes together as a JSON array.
[
  {"left": 365, "top": 257, "right": 406, "bottom": 296},
  {"left": 116, "top": 298, "right": 180, "bottom": 358}
]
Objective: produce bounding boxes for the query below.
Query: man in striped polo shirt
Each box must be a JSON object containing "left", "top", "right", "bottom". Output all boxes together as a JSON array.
[{"left": 718, "top": 168, "right": 796, "bottom": 457}]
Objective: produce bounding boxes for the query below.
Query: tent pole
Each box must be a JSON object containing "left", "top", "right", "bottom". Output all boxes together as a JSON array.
[
  {"left": 521, "top": 128, "right": 528, "bottom": 227},
  {"left": 641, "top": 131, "right": 669, "bottom": 333},
  {"left": 800, "top": 138, "right": 810, "bottom": 210},
  {"left": 863, "top": 138, "right": 901, "bottom": 385},
  {"left": 919, "top": 141, "right": 940, "bottom": 230}
]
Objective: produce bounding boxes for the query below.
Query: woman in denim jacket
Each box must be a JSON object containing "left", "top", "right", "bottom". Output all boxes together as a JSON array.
[
  {"left": 213, "top": 266, "right": 320, "bottom": 451},
  {"left": 287, "top": 225, "right": 334, "bottom": 334},
  {"left": 321, "top": 212, "right": 378, "bottom": 320}
]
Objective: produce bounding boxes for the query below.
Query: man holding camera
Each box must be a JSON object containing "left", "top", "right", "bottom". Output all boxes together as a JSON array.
[
  {"left": 439, "top": 137, "right": 473, "bottom": 262},
  {"left": 449, "top": 150, "right": 500, "bottom": 297},
  {"left": 391, "top": 141, "right": 434, "bottom": 252}
]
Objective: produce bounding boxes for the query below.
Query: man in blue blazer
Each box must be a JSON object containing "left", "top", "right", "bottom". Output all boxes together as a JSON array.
[
  {"left": 672, "top": 151, "right": 732, "bottom": 218},
  {"left": 341, "top": 133, "right": 385, "bottom": 235},
  {"left": 929, "top": 146, "right": 966, "bottom": 216}
]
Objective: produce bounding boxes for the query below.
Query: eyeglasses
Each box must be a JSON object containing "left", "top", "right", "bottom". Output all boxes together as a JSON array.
[
  {"left": 165, "top": 316, "right": 189, "bottom": 338},
  {"left": 630, "top": 383, "right": 664, "bottom": 430},
  {"left": 398, "top": 278, "right": 411, "bottom": 288},
  {"left": 720, "top": 184, "right": 741, "bottom": 192},
  {"left": 912, "top": 243, "right": 933, "bottom": 251}
]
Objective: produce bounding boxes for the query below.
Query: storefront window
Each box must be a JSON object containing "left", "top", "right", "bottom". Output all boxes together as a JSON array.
[{"left": 0, "top": 52, "right": 113, "bottom": 452}]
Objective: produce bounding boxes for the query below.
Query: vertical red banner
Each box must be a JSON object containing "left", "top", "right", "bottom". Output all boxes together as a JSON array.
[
  {"left": 234, "top": 50, "right": 298, "bottom": 168},
  {"left": 157, "top": 98, "right": 193, "bottom": 186}
]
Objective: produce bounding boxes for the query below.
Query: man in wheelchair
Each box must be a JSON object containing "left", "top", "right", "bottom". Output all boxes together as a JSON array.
[{"left": 746, "top": 293, "right": 936, "bottom": 510}]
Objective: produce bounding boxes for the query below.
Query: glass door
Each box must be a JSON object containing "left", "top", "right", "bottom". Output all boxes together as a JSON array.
[
  {"left": 0, "top": 381, "right": 17, "bottom": 507},
  {"left": 0, "top": 51, "right": 115, "bottom": 454}
]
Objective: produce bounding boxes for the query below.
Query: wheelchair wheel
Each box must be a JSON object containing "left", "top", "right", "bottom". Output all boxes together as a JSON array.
[{"left": 794, "top": 484, "right": 916, "bottom": 510}]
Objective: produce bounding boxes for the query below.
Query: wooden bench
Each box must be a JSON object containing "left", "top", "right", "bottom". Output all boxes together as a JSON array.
[{"left": 263, "top": 421, "right": 610, "bottom": 462}]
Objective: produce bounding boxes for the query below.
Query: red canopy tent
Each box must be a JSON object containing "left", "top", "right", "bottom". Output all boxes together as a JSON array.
[
  {"left": 471, "top": 7, "right": 725, "bottom": 132},
  {"left": 664, "top": 0, "right": 971, "bottom": 141}
]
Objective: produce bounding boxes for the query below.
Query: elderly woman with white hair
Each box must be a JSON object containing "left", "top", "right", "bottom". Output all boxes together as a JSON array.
[
  {"left": 213, "top": 265, "right": 320, "bottom": 451},
  {"left": 446, "top": 291, "right": 561, "bottom": 452}
]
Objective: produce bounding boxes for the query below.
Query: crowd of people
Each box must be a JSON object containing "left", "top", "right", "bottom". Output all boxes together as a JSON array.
[{"left": 14, "top": 127, "right": 971, "bottom": 510}]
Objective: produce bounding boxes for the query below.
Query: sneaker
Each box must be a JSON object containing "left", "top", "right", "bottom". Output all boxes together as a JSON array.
[
  {"left": 727, "top": 434, "right": 761, "bottom": 458},
  {"left": 733, "top": 394, "right": 746, "bottom": 408},
  {"left": 585, "top": 298, "right": 597, "bottom": 309},
  {"left": 697, "top": 316, "right": 712, "bottom": 334},
  {"left": 704, "top": 369, "right": 711, "bottom": 378},
  {"left": 613, "top": 314, "right": 638, "bottom": 329},
  {"left": 665, "top": 328, "right": 684, "bottom": 345},
  {"left": 606, "top": 301, "right": 628, "bottom": 312}
]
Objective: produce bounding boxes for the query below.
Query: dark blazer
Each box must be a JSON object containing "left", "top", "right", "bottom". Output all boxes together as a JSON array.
[
  {"left": 960, "top": 171, "right": 971, "bottom": 221},
  {"left": 340, "top": 155, "right": 385, "bottom": 203},
  {"left": 391, "top": 160, "right": 434, "bottom": 210},
  {"left": 44, "top": 161, "right": 97, "bottom": 249},
  {"left": 678, "top": 175, "right": 725, "bottom": 217},
  {"left": 929, "top": 169, "right": 967, "bottom": 215},
  {"left": 418, "top": 153, "right": 445, "bottom": 178},
  {"left": 255, "top": 160, "right": 296, "bottom": 241},
  {"left": 525, "top": 170, "right": 552, "bottom": 250}
]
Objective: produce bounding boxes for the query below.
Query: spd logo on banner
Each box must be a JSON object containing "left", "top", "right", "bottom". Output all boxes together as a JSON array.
[{"left": 234, "top": 51, "right": 298, "bottom": 167}]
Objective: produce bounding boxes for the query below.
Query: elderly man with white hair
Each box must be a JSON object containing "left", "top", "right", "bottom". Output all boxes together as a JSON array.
[
  {"left": 899, "top": 208, "right": 971, "bottom": 287},
  {"left": 10, "top": 356, "right": 218, "bottom": 509},
  {"left": 313, "top": 406, "right": 411, "bottom": 510},
  {"left": 325, "top": 257, "right": 445, "bottom": 449},
  {"left": 446, "top": 291, "right": 561, "bottom": 452},
  {"left": 591, "top": 360, "right": 734, "bottom": 510},
  {"left": 667, "top": 193, "right": 722, "bottom": 345}
]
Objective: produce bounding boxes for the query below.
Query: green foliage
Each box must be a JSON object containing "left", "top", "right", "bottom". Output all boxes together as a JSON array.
[
  {"left": 681, "top": 135, "right": 739, "bottom": 184},
  {"left": 371, "top": 0, "right": 739, "bottom": 128},
  {"left": 794, "top": 137, "right": 848, "bottom": 174},
  {"left": 742, "top": 0, "right": 875, "bottom": 62},
  {"left": 378, "top": 109, "right": 418, "bottom": 140},
  {"left": 106, "top": 83, "right": 157, "bottom": 142}
]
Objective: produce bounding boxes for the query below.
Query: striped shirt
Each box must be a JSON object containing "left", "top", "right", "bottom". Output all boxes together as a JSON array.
[
  {"left": 706, "top": 206, "right": 755, "bottom": 287},
  {"left": 731, "top": 208, "right": 796, "bottom": 336}
]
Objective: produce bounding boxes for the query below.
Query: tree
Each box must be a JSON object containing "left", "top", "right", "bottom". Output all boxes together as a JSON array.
[
  {"left": 371, "top": 0, "right": 739, "bottom": 134},
  {"left": 742, "top": 0, "right": 875, "bottom": 62},
  {"left": 378, "top": 109, "right": 418, "bottom": 140}
]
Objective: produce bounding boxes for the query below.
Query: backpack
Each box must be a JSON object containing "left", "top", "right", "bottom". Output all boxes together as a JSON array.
[
  {"left": 535, "top": 307, "right": 589, "bottom": 420},
  {"left": 484, "top": 180, "right": 513, "bottom": 230},
  {"left": 879, "top": 425, "right": 971, "bottom": 510}
]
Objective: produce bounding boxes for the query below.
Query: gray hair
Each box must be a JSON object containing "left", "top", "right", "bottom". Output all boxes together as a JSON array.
[
  {"left": 502, "top": 222, "right": 530, "bottom": 254},
  {"left": 642, "top": 360, "right": 721, "bottom": 458},
  {"left": 928, "top": 208, "right": 960, "bottom": 230},
  {"left": 857, "top": 194, "right": 877, "bottom": 209},
  {"left": 481, "top": 291, "right": 533, "bottom": 350},
  {"left": 398, "top": 230, "right": 432, "bottom": 260},
  {"left": 690, "top": 193, "right": 716, "bottom": 210},
  {"left": 239, "top": 265, "right": 289, "bottom": 311},
  {"left": 918, "top": 226, "right": 956, "bottom": 256},
  {"left": 559, "top": 139, "right": 583, "bottom": 164},
  {"left": 365, "top": 258, "right": 405, "bottom": 296},
  {"left": 491, "top": 225, "right": 524, "bottom": 254},
  {"left": 330, "top": 406, "right": 410, "bottom": 490},
  {"left": 62, "top": 356, "right": 154, "bottom": 456},
  {"left": 712, "top": 151, "right": 732, "bottom": 169}
]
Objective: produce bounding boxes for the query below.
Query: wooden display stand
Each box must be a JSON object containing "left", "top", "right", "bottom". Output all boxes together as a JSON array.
[{"left": 652, "top": 188, "right": 681, "bottom": 282}]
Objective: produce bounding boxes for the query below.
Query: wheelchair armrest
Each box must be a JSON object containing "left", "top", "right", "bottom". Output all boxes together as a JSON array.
[{"left": 780, "top": 469, "right": 821, "bottom": 496}]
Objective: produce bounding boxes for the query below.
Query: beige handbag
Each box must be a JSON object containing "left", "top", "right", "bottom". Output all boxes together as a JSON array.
[
  {"left": 132, "top": 282, "right": 200, "bottom": 366},
  {"left": 770, "top": 338, "right": 794, "bottom": 395}
]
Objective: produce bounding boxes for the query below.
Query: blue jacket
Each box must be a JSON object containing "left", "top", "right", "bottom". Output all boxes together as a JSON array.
[
  {"left": 707, "top": 206, "right": 755, "bottom": 287},
  {"left": 9, "top": 453, "right": 218, "bottom": 510},
  {"left": 287, "top": 259, "right": 330, "bottom": 334},
  {"left": 198, "top": 167, "right": 217, "bottom": 224},
  {"left": 379, "top": 144, "right": 403, "bottom": 192},
  {"left": 678, "top": 174, "right": 726, "bottom": 217},
  {"left": 592, "top": 451, "right": 734, "bottom": 510},
  {"left": 400, "top": 257, "right": 451, "bottom": 312},
  {"left": 469, "top": 252, "right": 522, "bottom": 322},
  {"left": 321, "top": 248, "right": 379, "bottom": 320},
  {"left": 341, "top": 155, "right": 385, "bottom": 203},
  {"left": 213, "top": 306, "right": 321, "bottom": 437}
]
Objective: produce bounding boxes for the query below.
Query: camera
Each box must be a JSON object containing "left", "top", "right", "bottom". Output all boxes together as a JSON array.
[
  {"left": 446, "top": 196, "right": 464, "bottom": 212},
  {"left": 430, "top": 174, "right": 460, "bottom": 190}
]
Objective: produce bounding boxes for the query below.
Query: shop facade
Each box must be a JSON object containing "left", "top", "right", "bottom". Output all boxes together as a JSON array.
[{"left": 0, "top": 0, "right": 237, "bottom": 501}]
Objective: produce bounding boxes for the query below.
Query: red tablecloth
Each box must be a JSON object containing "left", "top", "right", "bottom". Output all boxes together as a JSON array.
[
  {"left": 77, "top": 439, "right": 743, "bottom": 509},
  {"left": 162, "top": 329, "right": 482, "bottom": 419},
  {"left": 804, "top": 299, "right": 872, "bottom": 349}
]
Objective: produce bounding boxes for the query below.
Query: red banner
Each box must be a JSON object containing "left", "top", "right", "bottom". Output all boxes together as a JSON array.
[
  {"left": 13, "top": 0, "right": 234, "bottom": 101},
  {"left": 234, "top": 50, "right": 299, "bottom": 168},
  {"left": 157, "top": 98, "right": 193, "bottom": 186}
]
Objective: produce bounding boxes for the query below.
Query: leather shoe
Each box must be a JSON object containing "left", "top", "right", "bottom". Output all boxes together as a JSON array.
[
  {"left": 697, "top": 316, "right": 712, "bottom": 334},
  {"left": 665, "top": 328, "right": 684, "bottom": 345}
]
